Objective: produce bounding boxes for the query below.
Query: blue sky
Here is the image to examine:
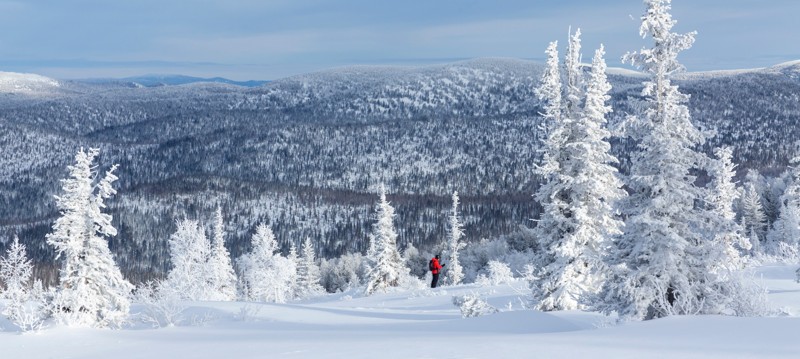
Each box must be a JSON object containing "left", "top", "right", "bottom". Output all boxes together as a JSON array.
[{"left": 0, "top": 0, "right": 797, "bottom": 80}]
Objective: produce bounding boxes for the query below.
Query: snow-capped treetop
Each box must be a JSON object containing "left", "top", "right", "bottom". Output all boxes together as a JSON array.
[
  {"left": 535, "top": 41, "right": 562, "bottom": 124},
  {"left": 627, "top": 0, "right": 696, "bottom": 76},
  {"left": 564, "top": 28, "right": 584, "bottom": 115}
]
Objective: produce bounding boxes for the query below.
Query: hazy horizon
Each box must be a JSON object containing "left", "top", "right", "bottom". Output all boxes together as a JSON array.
[{"left": 0, "top": 1, "right": 797, "bottom": 81}]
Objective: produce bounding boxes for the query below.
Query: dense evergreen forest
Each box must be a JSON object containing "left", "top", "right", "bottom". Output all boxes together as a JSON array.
[{"left": 0, "top": 58, "right": 798, "bottom": 284}]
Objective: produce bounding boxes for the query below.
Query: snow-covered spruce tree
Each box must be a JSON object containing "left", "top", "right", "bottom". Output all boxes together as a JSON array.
[
  {"left": 365, "top": 187, "right": 409, "bottom": 295},
  {"left": 1, "top": 237, "right": 32, "bottom": 302},
  {"left": 705, "top": 147, "right": 749, "bottom": 267},
  {"left": 0, "top": 236, "right": 44, "bottom": 331},
  {"left": 766, "top": 157, "right": 800, "bottom": 257},
  {"left": 296, "top": 237, "right": 325, "bottom": 298},
  {"left": 46, "top": 148, "right": 134, "bottom": 328},
  {"left": 596, "top": 0, "right": 759, "bottom": 320},
  {"left": 531, "top": 35, "right": 626, "bottom": 311},
  {"left": 205, "top": 207, "right": 237, "bottom": 301},
  {"left": 445, "top": 191, "right": 466, "bottom": 286},
  {"left": 164, "top": 219, "right": 211, "bottom": 301},
  {"left": 740, "top": 170, "right": 767, "bottom": 254},
  {"left": 237, "top": 223, "right": 296, "bottom": 303},
  {"left": 287, "top": 241, "right": 300, "bottom": 298}
]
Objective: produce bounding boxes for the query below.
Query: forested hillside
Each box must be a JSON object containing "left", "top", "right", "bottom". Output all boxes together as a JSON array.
[{"left": 1, "top": 58, "right": 798, "bottom": 283}]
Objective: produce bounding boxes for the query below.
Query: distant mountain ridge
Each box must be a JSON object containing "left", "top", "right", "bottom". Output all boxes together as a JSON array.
[{"left": 76, "top": 74, "right": 269, "bottom": 88}]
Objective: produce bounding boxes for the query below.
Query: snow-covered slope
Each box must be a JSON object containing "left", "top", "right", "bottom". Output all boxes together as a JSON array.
[
  {"left": 2, "top": 264, "right": 799, "bottom": 358},
  {"left": 0, "top": 71, "right": 59, "bottom": 94}
]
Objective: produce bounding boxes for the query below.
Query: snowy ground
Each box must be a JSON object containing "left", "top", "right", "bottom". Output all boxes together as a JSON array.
[{"left": 3, "top": 265, "right": 800, "bottom": 359}]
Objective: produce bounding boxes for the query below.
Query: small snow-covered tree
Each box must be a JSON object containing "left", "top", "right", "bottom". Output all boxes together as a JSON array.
[
  {"left": 47, "top": 148, "right": 133, "bottom": 328},
  {"left": 238, "top": 223, "right": 297, "bottom": 303},
  {"left": 705, "top": 147, "right": 749, "bottom": 267},
  {"left": 766, "top": 157, "right": 800, "bottom": 257},
  {"left": 365, "top": 186, "right": 409, "bottom": 295},
  {"left": 164, "top": 219, "right": 211, "bottom": 300},
  {"left": 445, "top": 191, "right": 466, "bottom": 286},
  {"left": 205, "top": 207, "right": 237, "bottom": 301},
  {"left": 1, "top": 237, "right": 32, "bottom": 303},
  {"left": 0, "top": 236, "right": 46, "bottom": 331},
  {"left": 296, "top": 237, "right": 324, "bottom": 298},
  {"left": 741, "top": 172, "right": 767, "bottom": 254},
  {"left": 238, "top": 224, "right": 296, "bottom": 303},
  {"left": 531, "top": 33, "right": 626, "bottom": 311}
]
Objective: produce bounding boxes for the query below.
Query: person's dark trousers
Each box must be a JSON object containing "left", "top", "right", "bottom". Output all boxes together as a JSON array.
[{"left": 431, "top": 273, "right": 440, "bottom": 288}]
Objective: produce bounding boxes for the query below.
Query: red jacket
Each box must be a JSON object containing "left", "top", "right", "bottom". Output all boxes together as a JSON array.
[{"left": 430, "top": 257, "right": 443, "bottom": 274}]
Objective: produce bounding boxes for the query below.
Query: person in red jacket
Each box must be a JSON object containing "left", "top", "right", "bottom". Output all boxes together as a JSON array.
[{"left": 430, "top": 254, "right": 444, "bottom": 288}]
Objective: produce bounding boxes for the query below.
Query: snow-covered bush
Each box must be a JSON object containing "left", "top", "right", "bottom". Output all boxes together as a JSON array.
[
  {"left": 460, "top": 238, "right": 510, "bottom": 283},
  {"left": 712, "top": 271, "right": 772, "bottom": 317},
  {"left": 476, "top": 260, "right": 514, "bottom": 286},
  {"left": 402, "top": 245, "right": 429, "bottom": 279},
  {"left": 453, "top": 293, "right": 498, "bottom": 318},
  {"left": 320, "top": 253, "right": 364, "bottom": 293}
]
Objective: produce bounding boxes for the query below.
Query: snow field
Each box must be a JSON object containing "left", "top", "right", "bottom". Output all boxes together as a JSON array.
[{"left": 3, "top": 266, "right": 800, "bottom": 359}]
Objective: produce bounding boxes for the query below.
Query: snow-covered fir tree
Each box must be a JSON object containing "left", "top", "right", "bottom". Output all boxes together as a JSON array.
[
  {"left": 445, "top": 191, "right": 466, "bottom": 286},
  {"left": 596, "top": 0, "right": 754, "bottom": 320},
  {"left": 1, "top": 237, "right": 33, "bottom": 318},
  {"left": 705, "top": 147, "right": 749, "bottom": 267},
  {"left": 205, "top": 207, "right": 237, "bottom": 301},
  {"left": 365, "top": 186, "right": 409, "bottom": 295},
  {"left": 164, "top": 219, "right": 211, "bottom": 300},
  {"left": 46, "top": 148, "right": 133, "bottom": 328},
  {"left": 766, "top": 157, "right": 800, "bottom": 256},
  {"left": 531, "top": 34, "right": 626, "bottom": 311},
  {"left": 296, "top": 237, "right": 325, "bottom": 298},
  {"left": 740, "top": 170, "right": 768, "bottom": 253},
  {"left": 238, "top": 223, "right": 296, "bottom": 303}
]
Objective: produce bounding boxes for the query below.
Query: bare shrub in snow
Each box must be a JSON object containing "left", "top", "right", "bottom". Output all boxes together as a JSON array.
[
  {"left": 135, "top": 281, "right": 187, "bottom": 328},
  {"left": 235, "top": 304, "right": 263, "bottom": 322}
]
